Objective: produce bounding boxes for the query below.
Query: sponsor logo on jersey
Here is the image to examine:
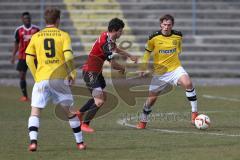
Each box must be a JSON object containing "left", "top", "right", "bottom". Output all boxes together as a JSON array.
[
  {"left": 45, "top": 59, "right": 60, "bottom": 64},
  {"left": 23, "top": 35, "right": 32, "bottom": 41},
  {"left": 159, "top": 48, "right": 176, "bottom": 54}
]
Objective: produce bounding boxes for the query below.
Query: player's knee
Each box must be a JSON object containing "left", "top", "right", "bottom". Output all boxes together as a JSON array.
[
  {"left": 95, "top": 99, "right": 105, "bottom": 107},
  {"left": 185, "top": 81, "right": 193, "bottom": 89},
  {"left": 20, "top": 75, "right": 25, "bottom": 80},
  {"left": 180, "top": 77, "right": 193, "bottom": 89},
  {"left": 148, "top": 96, "right": 157, "bottom": 106},
  {"left": 19, "top": 72, "right": 26, "bottom": 80}
]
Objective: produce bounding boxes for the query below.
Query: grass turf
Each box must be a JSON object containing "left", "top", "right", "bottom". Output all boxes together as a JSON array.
[{"left": 0, "top": 85, "right": 239, "bottom": 160}]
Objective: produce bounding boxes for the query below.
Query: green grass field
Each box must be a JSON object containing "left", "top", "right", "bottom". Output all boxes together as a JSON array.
[{"left": 0, "top": 85, "right": 239, "bottom": 160}]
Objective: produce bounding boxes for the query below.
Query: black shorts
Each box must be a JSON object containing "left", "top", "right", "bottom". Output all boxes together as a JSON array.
[
  {"left": 82, "top": 71, "right": 106, "bottom": 90},
  {"left": 16, "top": 59, "right": 28, "bottom": 72}
]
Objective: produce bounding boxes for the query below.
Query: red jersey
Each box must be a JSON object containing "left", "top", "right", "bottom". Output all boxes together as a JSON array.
[
  {"left": 14, "top": 24, "right": 40, "bottom": 60},
  {"left": 82, "top": 32, "right": 116, "bottom": 73}
]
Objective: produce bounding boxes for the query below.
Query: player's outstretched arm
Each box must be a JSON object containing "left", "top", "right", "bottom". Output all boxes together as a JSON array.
[{"left": 115, "top": 47, "right": 138, "bottom": 63}]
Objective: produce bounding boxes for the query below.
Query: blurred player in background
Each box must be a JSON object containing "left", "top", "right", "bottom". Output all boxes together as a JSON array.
[
  {"left": 11, "top": 12, "right": 40, "bottom": 102},
  {"left": 77, "top": 18, "right": 138, "bottom": 133},
  {"left": 25, "top": 7, "right": 86, "bottom": 151},
  {"left": 137, "top": 14, "right": 198, "bottom": 129}
]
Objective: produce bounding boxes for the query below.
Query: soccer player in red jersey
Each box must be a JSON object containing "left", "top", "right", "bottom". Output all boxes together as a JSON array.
[
  {"left": 10, "top": 12, "right": 40, "bottom": 102},
  {"left": 78, "top": 18, "right": 138, "bottom": 133}
]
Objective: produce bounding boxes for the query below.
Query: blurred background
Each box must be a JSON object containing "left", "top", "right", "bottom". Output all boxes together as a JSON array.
[{"left": 1, "top": 0, "right": 240, "bottom": 85}]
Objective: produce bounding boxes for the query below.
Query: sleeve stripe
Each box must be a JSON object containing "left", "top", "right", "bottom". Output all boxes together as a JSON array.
[
  {"left": 14, "top": 29, "right": 19, "bottom": 43},
  {"left": 63, "top": 50, "right": 73, "bottom": 54},
  {"left": 26, "top": 53, "right": 35, "bottom": 57},
  {"left": 145, "top": 48, "right": 152, "bottom": 52}
]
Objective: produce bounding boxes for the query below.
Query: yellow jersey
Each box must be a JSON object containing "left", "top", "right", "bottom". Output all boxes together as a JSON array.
[
  {"left": 145, "top": 30, "right": 182, "bottom": 75},
  {"left": 25, "top": 27, "right": 72, "bottom": 82}
]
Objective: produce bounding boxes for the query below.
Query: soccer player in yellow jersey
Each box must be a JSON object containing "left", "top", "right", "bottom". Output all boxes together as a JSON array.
[
  {"left": 137, "top": 14, "right": 198, "bottom": 129},
  {"left": 25, "top": 7, "right": 86, "bottom": 151}
]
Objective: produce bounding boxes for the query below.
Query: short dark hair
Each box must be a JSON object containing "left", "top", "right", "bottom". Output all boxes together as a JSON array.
[
  {"left": 160, "top": 14, "right": 174, "bottom": 25},
  {"left": 108, "top": 18, "right": 125, "bottom": 32},
  {"left": 22, "top": 12, "right": 30, "bottom": 17},
  {"left": 44, "top": 7, "right": 61, "bottom": 24}
]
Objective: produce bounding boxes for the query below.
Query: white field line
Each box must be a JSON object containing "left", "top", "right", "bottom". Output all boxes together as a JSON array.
[
  {"left": 117, "top": 114, "right": 240, "bottom": 137},
  {"left": 202, "top": 94, "right": 240, "bottom": 102}
]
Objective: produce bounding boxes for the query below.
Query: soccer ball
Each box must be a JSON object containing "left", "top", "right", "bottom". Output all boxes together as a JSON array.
[{"left": 194, "top": 114, "right": 211, "bottom": 130}]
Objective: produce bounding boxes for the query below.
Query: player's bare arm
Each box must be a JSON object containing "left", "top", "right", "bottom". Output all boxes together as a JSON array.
[
  {"left": 26, "top": 54, "right": 36, "bottom": 81},
  {"left": 64, "top": 50, "right": 77, "bottom": 86},
  {"left": 139, "top": 51, "right": 151, "bottom": 77},
  {"left": 11, "top": 42, "right": 19, "bottom": 64},
  {"left": 115, "top": 47, "right": 138, "bottom": 63}
]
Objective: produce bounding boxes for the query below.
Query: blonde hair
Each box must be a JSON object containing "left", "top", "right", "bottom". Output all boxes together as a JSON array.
[{"left": 44, "top": 7, "right": 60, "bottom": 24}]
